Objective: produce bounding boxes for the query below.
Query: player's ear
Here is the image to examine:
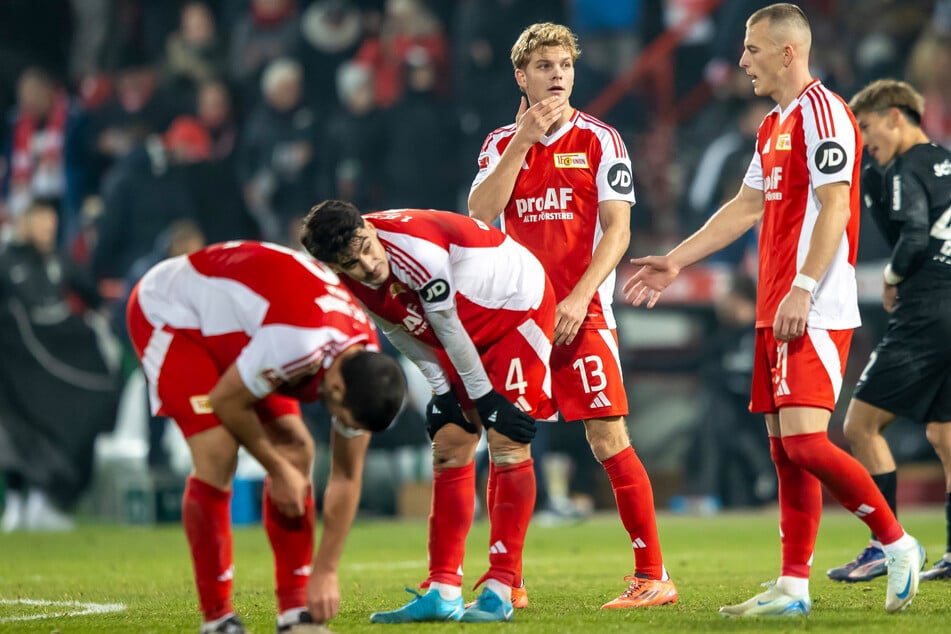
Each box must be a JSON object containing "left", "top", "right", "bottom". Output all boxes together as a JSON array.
[{"left": 514, "top": 68, "right": 526, "bottom": 91}]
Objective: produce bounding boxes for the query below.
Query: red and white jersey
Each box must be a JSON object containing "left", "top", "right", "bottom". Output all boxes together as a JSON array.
[
  {"left": 134, "top": 241, "right": 378, "bottom": 401},
  {"left": 471, "top": 109, "right": 636, "bottom": 330},
  {"left": 743, "top": 80, "right": 862, "bottom": 329},
  {"left": 344, "top": 209, "right": 547, "bottom": 349}
]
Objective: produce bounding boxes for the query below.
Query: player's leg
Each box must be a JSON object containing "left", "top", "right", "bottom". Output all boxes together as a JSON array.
[
  {"left": 259, "top": 406, "right": 320, "bottom": 631},
  {"left": 370, "top": 419, "right": 478, "bottom": 623},
  {"left": 827, "top": 398, "right": 897, "bottom": 582},
  {"left": 721, "top": 330, "right": 814, "bottom": 617},
  {"left": 127, "top": 293, "right": 245, "bottom": 633},
  {"left": 461, "top": 431, "right": 533, "bottom": 623},
  {"left": 922, "top": 420, "right": 951, "bottom": 580},
  {"left": 552, "top": 329, "right": 675, "bottom": 608},
  {"left": 774, "top": 329, "right": 920, "bottom": 613}
]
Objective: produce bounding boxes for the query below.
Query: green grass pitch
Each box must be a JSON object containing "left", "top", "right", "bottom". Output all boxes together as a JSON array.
[{"left": 0, "top": 508, "right": 948, "bottom": 632}]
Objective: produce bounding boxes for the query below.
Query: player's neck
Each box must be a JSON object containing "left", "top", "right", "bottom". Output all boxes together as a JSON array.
[
  {"left": 546, "top": 107, "right": 574, "bottom": 136},
  {"left": 775, "top": 71, "right": 814, "bottom": 111}
]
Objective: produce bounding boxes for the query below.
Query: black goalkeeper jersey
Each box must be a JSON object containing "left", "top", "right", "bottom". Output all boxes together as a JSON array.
[{"left": 865, "top": 142, "right": 951, "bottom": 299}]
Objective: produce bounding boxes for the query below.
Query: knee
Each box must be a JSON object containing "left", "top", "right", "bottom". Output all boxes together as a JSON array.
[
  {"left": 584, "top": 419, "right": 630, "bottom": 462},
  {"left": 926, "top": 423, "right": 951, "bottom": 461},
  {"left": 842, "top": 415, "right": 874, "bottom": 446},
  {"left": 432, "top": 426, "right": 479, "bottom": 469},
  {"left": 487, "top": 429, "right": 531, "bottom": 466}
]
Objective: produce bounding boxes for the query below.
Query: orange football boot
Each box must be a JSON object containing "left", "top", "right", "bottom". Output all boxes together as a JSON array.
[{"left": 601, "top": 575, "right": 678, "bottom": 609}]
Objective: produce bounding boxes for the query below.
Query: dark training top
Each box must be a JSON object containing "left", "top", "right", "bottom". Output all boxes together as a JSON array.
[{"left": 865, "top": 142, "right": 951, "bottom": 299}]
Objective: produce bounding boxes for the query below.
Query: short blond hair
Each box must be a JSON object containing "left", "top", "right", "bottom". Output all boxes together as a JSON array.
[
  {"left": 848, "top": 79, "right": 925, "bottom": 123},
  {"left": 510, "top": 22, "right": 579, "bottom": 70}
]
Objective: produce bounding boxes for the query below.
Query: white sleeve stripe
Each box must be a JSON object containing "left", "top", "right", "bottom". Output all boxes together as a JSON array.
[
  {"left": 381, "top": 240, "right": 430, "bottom": 286},
  {"left": 577, "top": 112, "right": 626, "bottom": 158},
  {"left": 805, "top": 87, "right": 835, "bottom": 138}
]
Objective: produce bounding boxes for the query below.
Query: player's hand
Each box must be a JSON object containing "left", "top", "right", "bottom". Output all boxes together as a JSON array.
[
  {"left": 306, "top": 570, "right": 340, "bottom": 624},
  {"left": 514, "top": 95, "right": 567, "bottom": 146},
  {"left": 268, "top": 463, "right": 310, "bottom": 517},
  {"left": 426, "top": 391, "right": 477, "bottom": 439},
  {"left": 882, "top": 281, "right": 898, "bottom": 313},
  {"left": 474, "top": 390, "right": 536, "bottom": 444},
  {"left": 773, "top": 287, "right": 812, "bottom": 341},
  {"left": 554, "top": 292, "right": 588, "bottom": 346},
  {"left": 622, "top": 255, "right": 681, "bottom": 308}
]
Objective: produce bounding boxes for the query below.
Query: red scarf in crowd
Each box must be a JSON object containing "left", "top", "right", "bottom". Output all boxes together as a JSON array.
[{"left": 10, "top": 90, "right": 69, "bottom": 188}]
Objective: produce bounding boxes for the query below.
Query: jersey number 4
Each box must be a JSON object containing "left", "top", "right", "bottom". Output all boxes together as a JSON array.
[{"left": 932, "top": 204, "right": 951, "bottom": 257}]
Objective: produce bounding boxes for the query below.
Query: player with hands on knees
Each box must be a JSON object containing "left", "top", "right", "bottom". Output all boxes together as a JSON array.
[{"left": 301, "top": 200, "right": 555, "bottom": 622}]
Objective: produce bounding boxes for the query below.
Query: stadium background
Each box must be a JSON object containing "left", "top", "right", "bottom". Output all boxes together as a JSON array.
[{"left": 0, "top": 0, "right": 949, "bottom": 525}]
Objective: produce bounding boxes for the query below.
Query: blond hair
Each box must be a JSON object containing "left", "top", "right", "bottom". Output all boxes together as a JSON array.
[
  {"left": 510, "top": 22, "right": 580, "bottom": 70},
  {"left": 848, "top": 79, "right": 925, "bottom": 123}
]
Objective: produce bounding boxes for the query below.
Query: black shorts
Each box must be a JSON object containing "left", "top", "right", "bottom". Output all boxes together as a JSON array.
[{"left": 854, "top": 298, "right": 951, "bottom": 423}]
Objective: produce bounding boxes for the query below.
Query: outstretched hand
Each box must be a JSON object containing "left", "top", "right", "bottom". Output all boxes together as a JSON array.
[{"left": 622, "top": 255, "right": 681, "bottom": 308}]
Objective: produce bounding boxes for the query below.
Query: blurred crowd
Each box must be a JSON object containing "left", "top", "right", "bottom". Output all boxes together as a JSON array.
[{"left": 2, "top": 0, "right": 951, "bottom": 527}]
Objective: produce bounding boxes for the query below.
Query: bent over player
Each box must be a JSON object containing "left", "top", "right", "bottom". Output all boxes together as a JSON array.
[
  {"left": 127, "top": 241, "right": 405, "bottom": 633},
  {"left": 302, "top": 201, "right": 554, "bottom": 623}
]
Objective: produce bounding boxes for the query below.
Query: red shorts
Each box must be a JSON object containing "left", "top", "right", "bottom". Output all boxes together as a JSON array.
[
  {"left": 550, "top": 328, "right": 629, "bottom": 422},
  {"left": 126, "top": 285, "right": 299, "bottom": 438},
  {"left": 449, "top": 286, "right": 557, "bottom": 420},
  {"left": 749, "top": 326, "right": 853, "bottom": 414}
]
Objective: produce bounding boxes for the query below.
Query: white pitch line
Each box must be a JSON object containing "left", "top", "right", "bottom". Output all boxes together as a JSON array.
[{"left": 0, "top": 598, "right": 126, "bottom": 623}]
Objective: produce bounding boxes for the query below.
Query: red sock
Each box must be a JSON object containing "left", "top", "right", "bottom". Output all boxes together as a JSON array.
[
  {"left": 263, "top": 479, "right": 315, "bottom": 612},
  {"left": 770, "top": 436, "right": 822, "bottom": 577},
  {"left": 425, "top": 462, "right": 475, "bottom": 586},
  {"left": 481, "top": 459, "right": 535, "bottom": 588},
  {"left": 485, "top": 462, "right": 523, "bottom": 584},
  {"left": 182, "top": 476, "right": 234, "bottom": 621},
  {"left": 782, "top": 432, "right": 903, "bottom": 544},
  {"left": 603, "top": 446, "right": 664, "bottom": 579}
]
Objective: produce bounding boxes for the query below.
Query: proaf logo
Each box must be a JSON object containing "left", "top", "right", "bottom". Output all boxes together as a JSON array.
[{"left": 515, "top": 187, "right": 573, "bottom": 216}]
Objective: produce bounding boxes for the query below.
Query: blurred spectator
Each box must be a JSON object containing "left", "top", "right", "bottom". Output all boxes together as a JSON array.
[
  {"left": 907, "top": 32, "right": 951, "bottom": 148},
  {"left": 191, "top": 79, "right": 261, "bottom": 242},
  {"left": 568, "top": 0, "right": 644, "bottom": 78},
  {"left": 160, "top": 1, "right": 228, "bottom": 104},
  {"left": 196, "top": 79, "right": 239, "bottom": 160},
  {"left": 323, "top": 60, "right": 386, "bottom": 209},
  {"left": 681, "top": 273, "right": 776, "bottom": 508},
  {"left": 0, "top": 199, "right": 120, "bottom": 532},
  {"left": 91, "top": 115, "right": 209, "bottom": 282},
  {"left": 382, "top": 47, "right": 459, "bottom": 210},
  {"left": 1, "top": 67, "right": 86, "bottom": 245},
  {"left": 238, "top": 57, "right": 321, "bottom": 243},
  {"left": 299, "top": 0, "right": 365, "bottom": 114},
  {"left": 228, "top": 0, "right": 301, "bottom": 107},
  {"left": 117, "top": 218, "right": 206, "bottom": 472},
  {"left": 85, "top": 60, "right": 180, "bottom": 190},
  {"left": 355, "top": 0, "right": 449, "bottom": 108},
  {"left": 682, "top": 97, "right": 770, "bottom": 270}
]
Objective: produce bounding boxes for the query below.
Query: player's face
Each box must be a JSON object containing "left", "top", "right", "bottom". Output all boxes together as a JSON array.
[
  {"left": 333, "top": 223, "right": 390, "bottom": 287},
  {"left": 516, "top": 46, "right": 574, "bottom": 107},
  {"left": 856, "top": 110, "right": 901, "bottom": 166},
  {"left": 739, "top": 21, "right": 784, "bottom": 101}
]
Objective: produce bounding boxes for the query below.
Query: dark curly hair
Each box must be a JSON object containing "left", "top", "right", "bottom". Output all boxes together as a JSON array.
[{"left": 299, "top": 199, "right": 366, "bottom": 264}]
